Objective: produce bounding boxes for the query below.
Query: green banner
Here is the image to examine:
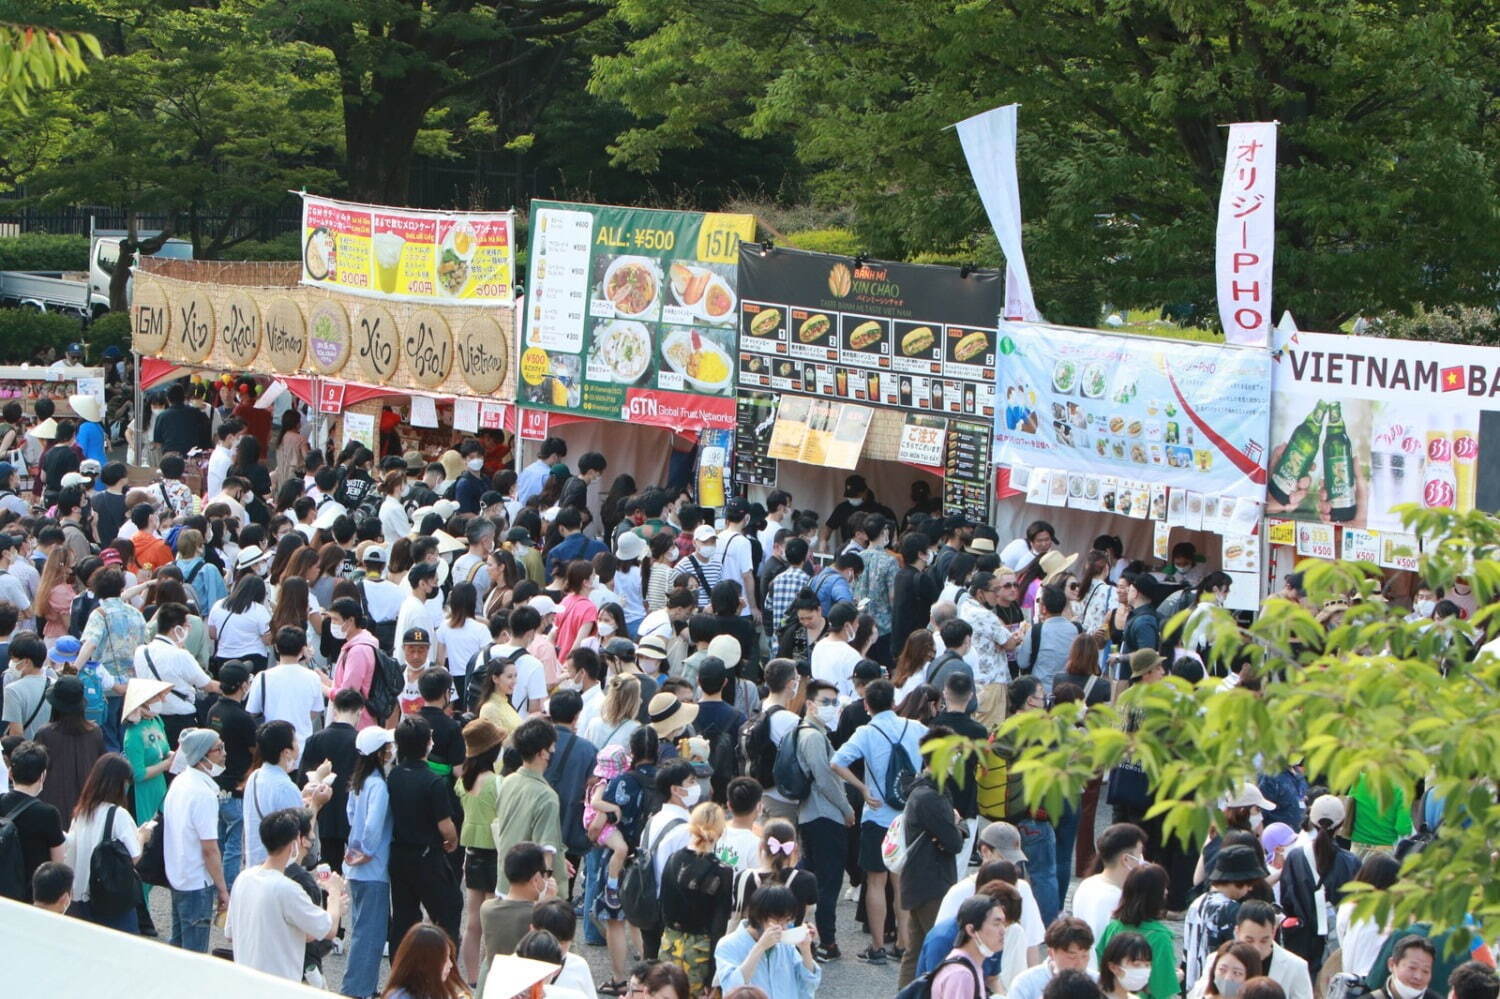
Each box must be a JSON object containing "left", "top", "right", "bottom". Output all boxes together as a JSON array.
[{"left": 520, "top": 200, "right": 754, "bottom": 431}]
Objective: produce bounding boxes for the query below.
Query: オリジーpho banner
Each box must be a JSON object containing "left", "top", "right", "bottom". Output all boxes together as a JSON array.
[
  {"left": 300, "top": 194, "right": 516, "bottom": 306},
  {"left": 994, "top": 323, "right": 1272, "bottom": 501},
  {"left": 1268, "top": 330, "right": 1500, "bottom": 530},
  {"left": 520, "top": 200, "right": 754, "bottom": 431}
]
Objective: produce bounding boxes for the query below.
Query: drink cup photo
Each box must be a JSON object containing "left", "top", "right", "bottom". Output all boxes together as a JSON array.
[{"left": 373, "top": 231, "right": 405, "bottom": 294}]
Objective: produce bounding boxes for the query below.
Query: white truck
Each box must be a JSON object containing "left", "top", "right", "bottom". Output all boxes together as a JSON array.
[{"left": 0, "top": 221, "right": 194, "bottom": 317}]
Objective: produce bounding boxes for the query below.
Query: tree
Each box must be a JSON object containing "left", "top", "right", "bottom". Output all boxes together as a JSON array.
[
  {"left": 592, "top": 1, "right": 1500, "bottom": 329},
  {"left": 0, "top": 20, "right": 99, "bottom": 109},
  {"left": 928, "top": 505, "right": 1500, "bottom": 949},
  {"left": 10, "top": 0, "right": 341, "bottom": 300},
  {"left": 265, "top": 0, "right": 607, "bottom": 204}
]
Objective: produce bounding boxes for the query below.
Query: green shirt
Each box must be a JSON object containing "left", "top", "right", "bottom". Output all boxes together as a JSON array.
[
  {"left": 1349, "top": 775, "right": 1412, "bottom": 847},
  {"left": 1097, "top": 918, "right": 1180, "bottom": 999},
  {"left": 123, "top": 715, "right": 170, "bottom": 823},
  {"left": 457, "top": 770, "right": 500, "bottom": 849},
  {"left": 489, "top": 767, "right": 564, "bottom": 894}
]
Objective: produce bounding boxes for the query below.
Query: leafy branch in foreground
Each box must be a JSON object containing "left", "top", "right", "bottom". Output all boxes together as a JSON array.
[
  {"left": 0, "top": 21, "right": 100, "bottom": 109},
  {"left": 928, "top": 505, "right": 1500, "bottom": 951}
]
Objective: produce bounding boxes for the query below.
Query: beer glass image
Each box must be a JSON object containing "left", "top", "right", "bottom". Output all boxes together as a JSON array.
[
  {"left": 373, "top": 231, "right": 405, "bottom": 294},
  {"left": 1369, "top": 411, "right": 1425, "bottom": 528}
]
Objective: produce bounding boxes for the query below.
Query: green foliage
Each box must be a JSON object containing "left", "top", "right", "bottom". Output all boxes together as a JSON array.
[
  {"left": 932, "top": 506, "right": 1500, "bottom": 948},
  {"left": 214, "top": 234, "right": 301, "bottom": 262},
  {"left": 0, "top": 21, "right": 100, "bottom": 110},
  {"left": 1367, "top": 305, "right": 1500, "bottom": 348},
  {"left": 85, "top": 309, "right": 130, "bottom": 360},
  {"left": 0, "top": 307, "right": 84, "bottom": 361},
  {"left": 592, "top": 0, "right": 1500, "bottom": 330},
  {"left": 782, "top": 228, "right": 862, "bottom": 256},
  {"left": 0, "top": 233, "right": 88, "bottom": 271}
]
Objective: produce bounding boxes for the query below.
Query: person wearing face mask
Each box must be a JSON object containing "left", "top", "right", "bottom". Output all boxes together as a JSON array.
[
  {"left": 132, "top": 601, "right": 220, "bottom": 749},
  {"left": 891, "top": 533, "right": 940, "bottom": 658},
  {"left": 161, "top": 727, "right": 231, "bottom": 951},
  {"left": 1232, "top": 900, "right": 1314, "bottom": 999},
  {"left": 506, "top": 526, "right": 547, "bottom": 586},
  {"left": 896, "top": 728, "right": 968, "bottom": 986},
  {"left": 206, "top": 661, "right": 256, "bottom": 888},
  {"left": 1194, "top": 784, "right": 1275, "bottom": 892},
  {"left": 454, "top": 442, "right": 489, "bottom": 514},
  {"left": 713, "top": 884, "right": 822, "bottom": 997},
  {"left": 809, "top": 601, "right": 862, "bottom": 700},
  {"left": 490, "top": 716, "right": 566, "bottom": 887},
  {"left": 633, "top": 761, "right": 703, "bottom": 957},
  {"left": 923, "top": 889, "right": 1016, "bottom": 999},
  {"left": 1187, "top": 941, "right": 1265, "bottom": 999},
  {"left": 1183, "top": 844, "right": 1271, "bottom": 987},
  {"left": 822, "top": 474, "right": 895, "bottom": 549},
  {"left": 790, "top": 679, "right": 856, "bottom": 959},
  {"left": 242, "top": 719, "right": 334, "bottom": 869},
  {"left": 1405, "top": 582, "right": 1439, "bottom": 622},
  {"left": 1098, "top": 930, "right": 1158, "bottom": 999},
  {"left": 120, "top": 678, "right": 175, "bottom": 828},
  {"left": 328, "top": 597, "right": 382, "bottom": 729},
  {"left": 1096, "top": 862, "right": 1180, "bottom": 999},
  {"left": 1372, "top": 938, "right": 1444, "bottom": 999},
  {"left": 341, "top": 724, "right": 395, "bottom": 998}
]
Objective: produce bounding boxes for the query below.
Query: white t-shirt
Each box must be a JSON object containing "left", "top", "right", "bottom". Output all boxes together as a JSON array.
[
  {"left": 246, "top": 663, "right": 327, "bottom": 743},
  {"left": 716, "top": 825, "right": 762, "bottom": 873},
  {"left": 358, "top": 578, "right": 403, "bottom": 624},
  {"left": 715, "top": 530, "right": 755, "bottom": 615},
  {"left": 1071, "top": 872, "right": 1123, "bottom": 969},
  {"left": 395, "top": 595, "right": 441, "bottom": 663},
  {"left": 225, "top": 865, "right": 332, "bottom": 981},
  {"left": 437, "top": 619, "right": 491, "bottom": 678},
  {"left": 163, "top": 768, "right": 222, "bottom": 891},
  {"left": 575, "top": 684, "right": 605, "bottom": 734},
  {"left": 490, "top": 643, "right": 547, "bottom": 711},
  {"left": 937, "top": 872, "right": 1046, "bottom": 947},
  {"left": 208, "top": 600, "right": 273, "bottom": 659},
  {"left": 810, "top": 639, "right": 862, "bottom": 699},
  {"left": 760, "top": 706, "right": 801, "bottom": 805},
  {"left": 554, "top": 951, "right": 596, "bottom": 999},
  {"left": 65, "top": 803, "right": 141, "bottom": 901},
  {"left": 637, "top": 609, "right": 673, "bottom": 643},
  {"left": 134, "top": 638, "right": 213, "bottom": 716},
  {"left": 206, "top": 445, "right": 234, "bottom": 498}
]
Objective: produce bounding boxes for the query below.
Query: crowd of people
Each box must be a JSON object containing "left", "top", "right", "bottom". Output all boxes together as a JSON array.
[{"left": 0, "top": 393, "right": 1494, "bottom": 999}]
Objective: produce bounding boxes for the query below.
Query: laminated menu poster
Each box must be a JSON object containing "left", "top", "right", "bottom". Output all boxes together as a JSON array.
[
  {"left": 994, "top": 323, "right": 1272, "bottom": 501},
  {"left": 944, "top": 421, "right": 994, "bottom": 523},
  {"left": 737, "top": 247, "right": 1002, "bottom": 420},
  {"left": 522, "top": 200, "right": 754, "bottom": 431},
  {"left": 301, "top": 194, "right": 515, "bottom": 304},
  {"left": 734, "top": 392, "right": 779, "bottom": 487},
  {"left": 765, "top": 396, "right": 874, "bottom": 469}
]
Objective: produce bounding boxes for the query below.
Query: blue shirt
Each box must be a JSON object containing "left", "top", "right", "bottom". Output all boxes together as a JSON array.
[
  {"left": 242, "top": 763, "right": 304, "bottom": 867},
  {"left": 546, "top": 532, "right": 606, "bottom": 575},
  {"left": 830, "top": 710, "right": 925, "bottom": 828},
  {"left": 515, "top": 459, "right": 552, "bottom": 505},
  {"left": 917, "top": 919, "right": 1003, "bottom": 978},
  {"left": 176, "top": 557, "right": 227, "bottom": 615},
  {"left": 76, "top": 420, "right": 106, "bottom": 470},
  {"left": 809, "top": 567, "right": 853, "bottom": 614},
  {"left": 713, "top": 922, "right": 821, "bottom": 999},
  {"left": 345, "top": 773, "right": 392, "bottom": 882}
]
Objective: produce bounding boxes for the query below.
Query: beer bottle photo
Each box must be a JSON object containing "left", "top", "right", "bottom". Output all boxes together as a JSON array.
[
  {"left": 1323, "top": 403, "right": 1358, "bottom": 521},
  {"left": 1268, "top": 400, "right": 1328, "bottom": 505}
]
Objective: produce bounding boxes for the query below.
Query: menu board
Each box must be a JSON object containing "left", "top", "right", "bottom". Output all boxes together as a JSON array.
[
  {"left": 521, "top": 200, "right": 755, "bottom": 431},
  {"left": 734, "top": 392, "right": 779, "bottom": 487},
  {"left": 944, "top": 421, "right": 994, "bottom": 523},
  {"left": 737, "top": 247, "right": 1003, "bottom": 419},
  {"left": 994, "top": 323, "right": 1272, "bottom": 501},
  {"left": 766, "top": 396, "right": 874, "bottom": 469},
  {"left": 300, "top": 194, "right": 515, "bottom": 305}
]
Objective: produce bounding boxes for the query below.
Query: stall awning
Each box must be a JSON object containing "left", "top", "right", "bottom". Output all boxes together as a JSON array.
[{"left": 139, "top": 356, "right": 191, "bottom": 390}]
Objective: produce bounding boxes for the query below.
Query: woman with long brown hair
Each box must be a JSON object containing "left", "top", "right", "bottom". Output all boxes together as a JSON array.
[
  {"left": 63, "top": 753, "right": 144, "bottom": 932},
  {"left": 311, "top": 542, "right": 346, "bottom": 608},
  {"left": 553, "top": 559, "right": 598, "bottom": 658},
  {"left": 382, "top": 923, "right": 469, "bottom": 999},
  {"left": 481, "top": 548, "right": 520, "bottom": 617},
  {"left": 1077, "top": 549, "right": 1117, "bottom": 640},
  {"left": 268, "top": 532, "right": 307, "bottom": 586},
  {"left": 455, "top": 720, "right": 505, "bottom": 985},
  {"left": 891, "top": 628, "right": 936, "bottom": 702},
  {"left": 387, "top": 537, "right": 415, "bottom": 588},
  {"left": 31, "top": 545, "right": 75, "bottom": 642},
  {"left": 271, "top": 574, "right": 322, "bottom": 652}
]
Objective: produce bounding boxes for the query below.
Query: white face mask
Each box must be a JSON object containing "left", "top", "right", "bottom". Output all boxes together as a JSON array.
[
  {"left": 598, "top": 620, "right": 617, "bottom": 637},
  {"left": 206, "top": 762, "right": 225, "bottom": 778},
  {"left": 848, "top": 497, "right": 864, "bottom": 507},
  {"left": 976, "top": 937, "right": 997, "bottom": 959},
  {"left": 681, "top": 782, "right": 702, "bottom": 807},
  {"left": 1215, "top": 979, "right": 1243, "bottom": 998},
  {"left": 1388, "top": 978, "right": 1427, "bottom": 999},
  {"left": 467, "top": 458, "right": 483, "bottom": 472},
  {"left": 816, "top": 703, "right": 839, "bottom": 727},
  {"left": 1413, "top": 599, "right": 1435, "bottom": 616},
  {"left": 172, "top": 626, "right": 189, "bottom": 646},
  {"left": 1121, "top": 966, "right": 1153, "bottom": 992},
  {"left": 330, "top": 622, "right": 347, "bottom": 640},
  {"left": 1249, "top": 809, "right": 1264, "bottom": 832}
]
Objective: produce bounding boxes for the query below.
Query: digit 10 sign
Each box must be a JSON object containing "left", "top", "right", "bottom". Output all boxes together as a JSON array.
[
  {"left": 318, "top": 382, "right": 346, "bottom": 414},
  {"left": 520, "top": 409, "right": 549, "bottom": 441}
]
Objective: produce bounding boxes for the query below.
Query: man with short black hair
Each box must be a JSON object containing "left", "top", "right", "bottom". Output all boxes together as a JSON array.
[
  {"left": 396, "top": 564, "right": 441, "bottom": 663},
  {"left": 30, "top": 860, "right": 72, "bottom": 913},
  {"left": 417, "top": 667, "right": 466, "bottom": 791},
  {"left": 492, "top": 717, "right": 564, "bottom": 894},
  {"left": 386, "top": 716, "right": 461, "bottom": 946},
  {"left": 92, "top": 462, "right": 130, "bottom": 543},
  {"left": 810, "top": 601, "right": 862, "bottom": 698},
  {"left": 1235, "top": 899, "right": 1314, "bottom": 999},
  {"left": 477, "top": 841, "right": 557, "bottom": 993},
  {"left": 932, "top": 670, "right": 987, "bottom": 874},
  {"left": 560, "top": 451, "right": 606, "bottom": 521},
  {"left": 453, "top": 519, "right": 496, "bottom": 601},
  {"left": 152, "top": 382, "right": 210, "bottom": 457},
  {"left": 2, "top": 632, "right": 51, "bottom": 738},
  {"left": 717, "top": 497, "right": 760, "bottom": 625},
  {"left": 546, "top": 507, "right": 605, "bottom": 574},
  {"left": 225, "top": 807, "right": 343, "bottom": 981},
  {"left": 759, "top": 489, "right": 793, "bottom": 553},
  {"left": 797, "top": 678, "right": 856, "bottom": 961},
  {"left": 767, "top": 536, "right": 812, "bottom": 631},
  {"left": 517, "top": 437, "right": 567, "bottom": 506},
  {"left": 206, "top": 419, "right": 244, "bottom": 499},
  {"left": 545, "top": 689, "right": 597, "bottom": 877},
  {"left": 0, "top": 740, "right": 65, "bottom": 900},
  {"left": 639, "top": 761, "right": 699, "bottom": 957},
  {"left": 485, "top": 606, "right": 548, "bottom": 715},
  {"left": 299, "top": 688, "right": 363, "bottom": 873},
  {"left": 1449, "top": 962, "right": 1500, "bottom": 999},
  {"left": 246, "top": 625, "right": 324, "bottom": 742},
  {"left": 1018, "top": 586, "right": 1081, "bottom": 692},
  {"left": 1072, "top": 822, "right": 1146, "bottom": 946},
  {"left": 1373, "top": 937, "right": 1442, "bottom": 999},
  {"left": 135, "top": 601, "right": 219, "bottom": 747},
  {"left": 927, "top": 617, "right": 977, "bottom": 708},
  {"left": 1009, "top": 917, "right": 1097, "bottom": 999}
]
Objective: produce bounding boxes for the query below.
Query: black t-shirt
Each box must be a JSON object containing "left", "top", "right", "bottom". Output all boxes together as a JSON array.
[
  {"left": 300, "top": 722, "right": 359, "bottom": 841},
  {"left": 891, "top": 566, "right": 938, "bottom": 653},
  {"left": 92, "top": 491, "right": 126, "bottom": 548},
  {"left": 153, "top": 404, "right": 209, "bottom": 456},
  {"left": 733, "top": 867, "right": 819, "bottom": 923},
  {"left": 386, "top": 761, "right": 453, "bottom": 849},
  {"left": 825, "top": 499, "right": 896, "bottom": 543},
  {"left": 0, "top": 791, "right": 64, "bottom": 901},
  {"left": 694, "top": 701, "right": 745, "bottom": 743},
  {"left": 207, "top": 697, "right": 258, "bottom": 794},
  {"left": 418, "top": 707, "right": 465, "bottom": 771},
  {"left": 41, "top": 445, "right": 80, "bottom": 491},
  {"left": 931, "top": 710, "right": 988, "bottom": 818}
]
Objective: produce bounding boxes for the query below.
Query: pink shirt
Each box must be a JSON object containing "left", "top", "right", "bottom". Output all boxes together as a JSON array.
[
  {"left": 553, "top": 592, "right": 598, "bottom": 659},
  {"left": 333, "top": 631, "right": 380, "bottom": 728},
  {"left": 931, "top": 950, "right": 985, "bottom": 999}
]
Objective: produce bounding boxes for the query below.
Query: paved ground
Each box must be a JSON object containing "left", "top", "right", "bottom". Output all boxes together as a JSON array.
[{"left": 146, "top": 809, "right": 1182, "bottom": 997}]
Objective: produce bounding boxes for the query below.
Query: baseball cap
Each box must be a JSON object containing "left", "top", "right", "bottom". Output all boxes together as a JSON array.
[
  {"left": 979, "top": 821, "right": 1027, "bottom": 863},
  {"left": 402, "top": 627, "right": 432, "bottom": 646},
  {"left": 1308, "top": 794, "right": 1346, "bottom": 828},
  {"left": 852, "top": 659, "right": 883, "bottom": 682},
  {"left": 79, "top": 459, "right": 102, "bottom": 476},
  {"left": 692, "top": 524, "right": 718, "bottom": 543},
  {"left": 603, "top": 637, "right": 636, "bottom": 659},
  {"left": 1222, "top": 783, "right": 1277, "bottom": 811},
  {"left": 481, "top": 490, "right": 504, "bottom": 508},
  {"left": 528, "top": 595, "right": 559, "bottom": 616},
  {"left": 844, "top": 474, "right": 868, "bottom": 497},
  {"left": 66, "top": 341, "right": 83, "bottom": 356},
  {"left": 61, "top": 472, "right": 90, "bottom": 489},
  {"left": 0, "top": 461, "right": 13, "bottom": 481},
  {"left": 724, "top": 497, "right": 750, "bottom": 521},
  {"left": 355, "top": 726, "right": 395, "bottom": 756},
  {"left": 359, "top": 542, "right": 388, "bottom": 564},
  {"left": 505, "top": 527, "right": 532, "bottom": 544}
]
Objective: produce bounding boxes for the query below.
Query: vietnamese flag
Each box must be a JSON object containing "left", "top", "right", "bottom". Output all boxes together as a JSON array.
[{"left": 1441, "top": 366, "right": 1466, "bottom": 392}]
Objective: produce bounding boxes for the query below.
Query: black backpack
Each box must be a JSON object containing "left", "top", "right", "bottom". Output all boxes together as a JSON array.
[
  {"left": 661, "top": 848, "right": 730, "bottom": 930},
  {"left": 620, "top": 816, "right": 686, "bottom": 928},
  {"left": 699, "top": 716, "right": 741, "bottom": 805},
  {"left": 895, "top": 954, "right": 983, "bottom": 999},
  {"left": 464, "top": 645, "right": 527, "bottom": 714},
  {"left": 874, "top": 721, "right": 918, "bottom": 811},
  {"left": 739, "top": 705, "right": 786, "bottom": 788},
  {"left": 362, "top": 644, "right": 405, "bottom": 726},
  {"left": 771, "top": 722, "right": 814, "bottom": 802},
  {"left": 0, "top": 796, "right": 37, "bottom": 900},
  {"left": 88, "top": 805, "right": 142, "bottom": 918}
]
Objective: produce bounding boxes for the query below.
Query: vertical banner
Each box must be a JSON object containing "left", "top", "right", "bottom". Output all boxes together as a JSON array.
[
  {"left": 1215, "top": 122, "right": 1278, "bottom": 347},
  {"left": 953, "top": 104, "right": 1041, "bottom": 322}
]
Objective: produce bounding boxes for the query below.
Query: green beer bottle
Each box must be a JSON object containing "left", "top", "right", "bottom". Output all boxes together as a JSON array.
[
  {"left": 1323, "top": 402, "right": 1358, "bottom": 521},
  {"left": 1268, "top": 401, "right": 1328, "bottom": 504}
]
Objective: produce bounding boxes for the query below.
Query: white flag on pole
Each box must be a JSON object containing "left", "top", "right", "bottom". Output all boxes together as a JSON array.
[
  {"left": 1215, "top": 122, "right": 1278, "bottom": 347},
  {"left": 954, "top": 104, "right": 1041, "bottom": 322}
]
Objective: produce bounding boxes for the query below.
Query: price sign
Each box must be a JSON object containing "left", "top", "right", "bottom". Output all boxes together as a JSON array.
[
  {"left": 1294, "top": 522, "right": 1336, "bottom": 559},
  {"left": 1340, "top": 528, "right": 1381, "bottom": 563}
]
